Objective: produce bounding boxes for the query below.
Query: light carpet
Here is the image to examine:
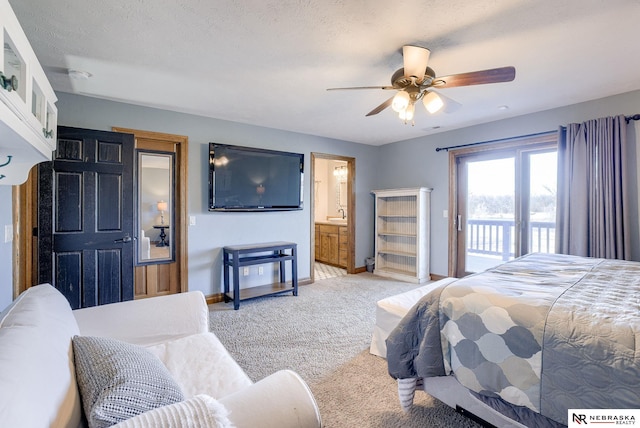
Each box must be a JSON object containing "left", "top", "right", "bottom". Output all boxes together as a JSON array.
[{"left": 209, "top": 272, "right": 480, "bottom": 428}]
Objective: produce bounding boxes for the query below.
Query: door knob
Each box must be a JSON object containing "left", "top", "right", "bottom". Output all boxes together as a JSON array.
[{"left": 114, "top": 234, "right": 132, "bottom": 243}]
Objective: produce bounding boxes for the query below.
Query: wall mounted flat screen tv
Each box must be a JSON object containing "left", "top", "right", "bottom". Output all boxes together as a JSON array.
[{"left": 209, "top": 143, "right": 304, "bottom": 211}]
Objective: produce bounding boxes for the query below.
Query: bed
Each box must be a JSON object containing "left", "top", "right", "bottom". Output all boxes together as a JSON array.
[{"left": 386, "top": 253, "right": 640, "bottom": 427}]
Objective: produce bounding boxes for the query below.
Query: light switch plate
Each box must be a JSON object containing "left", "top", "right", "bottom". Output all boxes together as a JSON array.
[{"left": 4, "top": 225, "right": 12, "bottom": 243}]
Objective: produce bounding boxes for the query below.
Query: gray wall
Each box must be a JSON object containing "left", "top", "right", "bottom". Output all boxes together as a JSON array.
[
  {"left": 1, "top": 89, "right": 639, "bottom": 307},
  {"left": 53, "top": 93, "right": 378, "bottom": 297}
]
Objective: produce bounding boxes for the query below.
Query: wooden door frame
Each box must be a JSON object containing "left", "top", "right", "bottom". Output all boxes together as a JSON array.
[
  {"left": 112, "top": 127, "right": 188, "bottom": 295},
  {"left": 310, "top": 153, "right": 356, "bottom": 280},
  {"left": 12, "top": 168, "right": 38, "bottom": 298}
]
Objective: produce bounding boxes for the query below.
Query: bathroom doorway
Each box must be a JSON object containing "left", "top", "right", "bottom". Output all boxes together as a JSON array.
[{"left": 310, "top": 153, "right": 355, "bottom": 281}]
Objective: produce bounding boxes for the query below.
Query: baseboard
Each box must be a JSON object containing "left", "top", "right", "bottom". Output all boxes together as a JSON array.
[
  {"left": 206, "top": 294, "right": 225, "bottom": 305},
  {"left": 205, "top": 278, "right": 314, "bottom": 305}
]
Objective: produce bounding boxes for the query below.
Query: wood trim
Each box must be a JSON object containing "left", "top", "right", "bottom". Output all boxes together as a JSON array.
[
  {"left": 206, "top": 294, "right": 225, "bottom": 305},
  {"left": 112, "top": 127, "right": 189, "bottom": 294},
  {"left": 448, "top": 152, "right": 458, "bottom": 277},
  {"left": 12, "top": 179, "right": 23, "bottom": 298},
  {"left": 310, "top": 153, "right": 317, "bottom": 282},
  {"left": 12, "top": 166, "right": 38, "bottom": 298}
]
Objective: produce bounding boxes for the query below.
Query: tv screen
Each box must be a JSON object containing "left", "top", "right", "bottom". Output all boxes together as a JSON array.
[{"left": 209, "top": 143, "right": 304, "bottom": 211}]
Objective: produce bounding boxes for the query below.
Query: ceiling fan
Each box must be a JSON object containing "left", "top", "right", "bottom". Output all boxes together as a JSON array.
[{"left": 327, "top": 45, "right": 516, "bottom": 124}]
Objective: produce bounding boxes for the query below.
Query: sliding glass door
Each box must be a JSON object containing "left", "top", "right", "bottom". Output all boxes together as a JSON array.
[
  {"left": 522, "top": 150, "right": 558, "bottom": 255},
  {"left": 450, "top": 134, "right": 557, "bottom": 277},
  {"left": 458, "top": 154, "right": 516, "bottom": 274}
]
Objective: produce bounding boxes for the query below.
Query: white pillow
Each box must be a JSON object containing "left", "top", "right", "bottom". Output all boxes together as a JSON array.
[
  {"left": 146, "top": 332, "right": 253, "bottom": 398},
  {"left": 112, "top": 394, "right": 234, "bottom": 428}
]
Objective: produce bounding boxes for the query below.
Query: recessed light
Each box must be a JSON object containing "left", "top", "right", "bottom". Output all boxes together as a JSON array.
[
  {"left": 68, "top": 69, "right": 92, "bottom": 80},
  {"left": 497, "top": 105, "right": 509, "bottom": 110}
]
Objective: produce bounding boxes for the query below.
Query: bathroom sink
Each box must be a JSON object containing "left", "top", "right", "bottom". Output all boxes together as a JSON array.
[{"left": 326, "top": 217, "right": 347, "bottom": 224}]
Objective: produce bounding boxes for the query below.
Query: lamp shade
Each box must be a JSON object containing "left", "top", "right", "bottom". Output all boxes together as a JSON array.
[
  {"left": 402, "top": 45, "right": 430, "bottom": 81},
  {"left": 423, "top": 91, "right": 444, "bottom": 114},
  {"left": 399, "top": 103, "right": 415, "bottom": 121},
  {"left": 392, "top": 91, "right": 410, "bottom": 112},
  {"left": 157, "top": 200, "right": 168, "bottom": 212}
]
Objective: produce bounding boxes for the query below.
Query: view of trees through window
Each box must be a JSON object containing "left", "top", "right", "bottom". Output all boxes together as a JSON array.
[{"left": 465, "top": 151, "right": 557, "bottom": 272}]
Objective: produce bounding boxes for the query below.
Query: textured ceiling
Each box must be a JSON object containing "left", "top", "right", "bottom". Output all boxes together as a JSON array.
[{"left": 9, "top": 0, "right": 640, "bottom": 145}]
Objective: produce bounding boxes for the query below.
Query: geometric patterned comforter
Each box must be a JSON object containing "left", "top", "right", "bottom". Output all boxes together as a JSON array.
[{"left": 386, "top": 253, "right": 640, "bottom": 426}]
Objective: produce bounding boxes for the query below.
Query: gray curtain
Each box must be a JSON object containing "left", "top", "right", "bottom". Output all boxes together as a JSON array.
[{"left": 555, "top": 115, "right": 629, "bottom": 259}]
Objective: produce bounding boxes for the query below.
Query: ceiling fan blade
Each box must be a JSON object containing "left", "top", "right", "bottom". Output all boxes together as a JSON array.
[
  {"left": 326, "top": 86, "right": 394, "bottom": 91},
  {"left": 366, "top": 96, "right": 394, "bottom": 117},
  {"left": 433, "top": 66, "right": 515, "bottom": 88},
  {"left": 403, "top": 45, "right": 430, "bottom": 81}
]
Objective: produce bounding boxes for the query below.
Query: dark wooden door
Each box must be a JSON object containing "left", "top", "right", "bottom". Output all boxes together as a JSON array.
[{"left": 38, "top": 126, "right": 135, "bottom": 309}]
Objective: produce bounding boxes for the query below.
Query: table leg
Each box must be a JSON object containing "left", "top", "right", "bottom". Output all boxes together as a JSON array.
[
  {"left": 291, "top": 245, "right": 298, "bottom": 296},
  {"left": 278, "top": 250, "right": 286, "bottom": 284},
  {"left": 232, "top": 251, "right": 240, "bottom": 310},
  {"left": 223, "top": 251, "right": 230, "bottom": 303}
]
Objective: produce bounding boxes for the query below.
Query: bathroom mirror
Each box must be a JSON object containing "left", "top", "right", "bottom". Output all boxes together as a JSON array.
[
  {"left": 338, "top": 181, "right": 348, "bottom": 208},
  {"left": 334, "top": 164, "right": 348, "bottom": 214},
  {"left": 137, "top": 151, "right": 175, "bottom": 264}
]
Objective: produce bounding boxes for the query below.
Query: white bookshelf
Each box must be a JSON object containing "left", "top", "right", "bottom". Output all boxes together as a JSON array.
[{"left": 373, "top": 187, "right": 431, "bottom": 283}]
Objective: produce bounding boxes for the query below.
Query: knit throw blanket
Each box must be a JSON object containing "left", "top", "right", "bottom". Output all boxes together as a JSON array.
[{"left": 112, "top": 394, "right": 234, "bottom": 428}]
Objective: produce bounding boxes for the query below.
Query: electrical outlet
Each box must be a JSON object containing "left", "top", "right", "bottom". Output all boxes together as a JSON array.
[
  {"left": 258, "top": 266, "right": 264, "bottom": 275},
  {"left": 243, "top": 267, "right": 249, "bottom": 276}
]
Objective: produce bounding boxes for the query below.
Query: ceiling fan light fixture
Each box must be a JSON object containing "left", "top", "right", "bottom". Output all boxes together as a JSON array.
[
  {"left": 391, "top": 91, "right": 410, "bottom": 112},
  {"left": 423, "top": 91, "right": 444, "bottom": 114},
  {"left": 402, "top": 45, "right": 430, "bottom": 82},
  {"left": 399, "top": 103, "right": 415, "bottom": 121}
]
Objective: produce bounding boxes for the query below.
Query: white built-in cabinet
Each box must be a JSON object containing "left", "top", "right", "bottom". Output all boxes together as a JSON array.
[
  {"left": 373, "top": 187, "right": 431, "bottom": 283},
  {"left": 0, "top": 0, "right": 57, "bottom": 185}
]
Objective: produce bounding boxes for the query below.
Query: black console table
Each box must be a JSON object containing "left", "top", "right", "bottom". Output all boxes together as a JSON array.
[{"left": 223, "top": 241, "right": 298, "bottom": 310}]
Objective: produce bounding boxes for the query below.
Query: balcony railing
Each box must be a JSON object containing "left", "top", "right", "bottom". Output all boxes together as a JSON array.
[{"left": 467, "top": 219, "right": 555, "bottom": 261}]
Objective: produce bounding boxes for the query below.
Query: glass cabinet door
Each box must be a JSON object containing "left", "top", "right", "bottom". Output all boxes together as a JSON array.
[{"left": 2, "top": 30, "right": 26, "bottom": 102}]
